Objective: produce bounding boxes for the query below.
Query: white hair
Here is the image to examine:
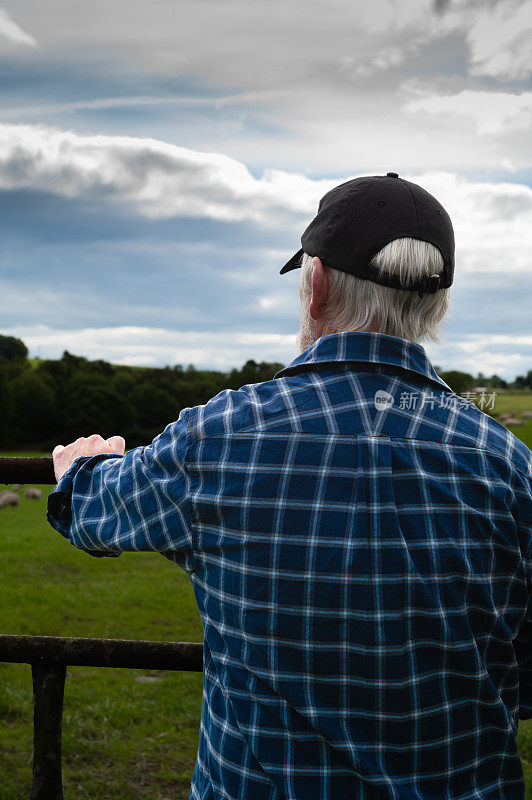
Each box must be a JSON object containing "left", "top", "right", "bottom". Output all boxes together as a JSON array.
[{"left": 299, "top": 238, "right": 452, "bottom": 344}]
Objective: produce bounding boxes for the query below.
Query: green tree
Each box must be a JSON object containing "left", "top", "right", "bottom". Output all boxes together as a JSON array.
[
  {"left": 59, "top": 350, "right": 89, "bottom": 379},
  {"left": 0, "top": 335, "right": 28, "bottom": 362},
  {"left": 130, "top": 383, "right": 180, "bottom": 431},
  {"left": 228, "top": 359, "right": 285, "bottom": 390},
  {"left": 439, "top": 370, "right": 475, "bottom": 395},
  {"left": 114, "top": 369, "right": 137, "bottom": 398},
  {"left": 0, "top": 364, "right": 11, "bottom": 446},
  {"left": 513, "top": 370, "right": 532, "bottom": 389},
  {"left": 488, "top": 374, "right": 507, "bottom": 389},
  {"left": 9, "top": 372, "right": 55, "bottom": 444},
  {"left": 63, "top": 383, "right": 134, "bottom": 441}
]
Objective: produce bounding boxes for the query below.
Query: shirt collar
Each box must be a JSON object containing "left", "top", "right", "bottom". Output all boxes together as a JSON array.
[{"left": 274, "top": 331, "right": 453, "bottom": 393}]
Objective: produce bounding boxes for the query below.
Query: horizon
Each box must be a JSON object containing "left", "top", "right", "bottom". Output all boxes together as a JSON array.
[{"left": 9, "top": 332, "right": 532, "bottom": 384}]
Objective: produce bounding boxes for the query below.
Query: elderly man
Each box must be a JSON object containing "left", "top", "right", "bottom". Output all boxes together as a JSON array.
[{"left": 48, "top": 172, "right": 532, "bottom": 800}]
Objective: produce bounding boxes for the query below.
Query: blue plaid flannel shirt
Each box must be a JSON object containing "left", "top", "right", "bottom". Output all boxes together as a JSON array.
[{"left": 47, "top": 331, "right": 532, "bottom": 800}]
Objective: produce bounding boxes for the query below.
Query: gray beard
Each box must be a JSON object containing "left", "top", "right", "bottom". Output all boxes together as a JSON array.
[{"left": 296, "top": 306, "right": 319, "bottom": 354}]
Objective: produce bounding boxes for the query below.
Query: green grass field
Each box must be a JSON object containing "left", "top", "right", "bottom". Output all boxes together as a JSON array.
[
  {"left": 0, "top": 480, "right": 204, "bottom": 799},
  {"left": 488, "top": 392, "right": 532, "bottom": 450},
  {"left": 1, "top": 393, "right": 532, "bottom": 799}
]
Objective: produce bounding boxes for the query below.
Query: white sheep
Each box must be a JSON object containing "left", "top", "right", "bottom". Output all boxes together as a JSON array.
[
  {"left": 0, "top": 490, "right": 20, "bottom": 509},
  {"left": 24, "top": 487, "right": 43, "bottom": 500}
]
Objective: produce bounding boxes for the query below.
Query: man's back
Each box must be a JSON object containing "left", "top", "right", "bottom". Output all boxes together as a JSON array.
[
  {"left": 48, "top": 331, "right": 532, "bottom": 800},
  {"left": 184, "top": 332, "right": 532, "bottom": 800}
]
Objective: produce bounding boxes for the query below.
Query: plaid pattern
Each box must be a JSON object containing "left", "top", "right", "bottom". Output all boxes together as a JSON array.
[{"left": 47, "top": 331, "right": 532, "bottom": 800}]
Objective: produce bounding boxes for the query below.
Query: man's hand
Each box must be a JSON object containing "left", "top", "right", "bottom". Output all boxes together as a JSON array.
[{"left": 53, "top": 434, "right": 126, "bottom": 482}]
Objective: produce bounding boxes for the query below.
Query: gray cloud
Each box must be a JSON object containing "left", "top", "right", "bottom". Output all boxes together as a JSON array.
[
  {"left": 1, "top": 123, "right": 531, "bottom": 277},
  {"left": 433, "top": 0, "right": 451, "bottom": 14},
  {"left": 0, "top": 123, "right": 338, "bottom": 225},
  {"left": 2, "top": 1, "right": 532, "bottom": 174}
]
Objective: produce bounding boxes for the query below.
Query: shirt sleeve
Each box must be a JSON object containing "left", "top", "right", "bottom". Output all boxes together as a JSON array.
[
  {"left": 513, "top": 471, "right": 532, "bottom": 720},
  {"left": 515, "top": 531, "right": 532, "bottom": 720},
  {"left": 515, "top": 604, "right": 532, "bottom": 720},
  {"left": 46, "top": 408, "right": 195, "bottom": 572}
]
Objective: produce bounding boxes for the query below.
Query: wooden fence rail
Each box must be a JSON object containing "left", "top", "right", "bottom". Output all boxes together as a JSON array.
[
  {"left": 0, "top": 456, "right": 204, "bottom": 799},
  {"left": 0, "top": 455, "right": 55, "bottom": 485}
]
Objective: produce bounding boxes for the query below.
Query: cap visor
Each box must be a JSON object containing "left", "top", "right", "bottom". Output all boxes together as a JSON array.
[{"left": 280, "top": 248, "right": 304, "bottom": 274}]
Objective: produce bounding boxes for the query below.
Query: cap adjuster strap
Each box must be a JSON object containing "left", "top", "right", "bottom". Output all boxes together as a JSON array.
[{"left": 417, "top": 273, "right": 441, "bottom": 299}]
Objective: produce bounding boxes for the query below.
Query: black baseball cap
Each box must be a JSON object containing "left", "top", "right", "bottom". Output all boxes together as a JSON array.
[{"left": 280, "top": 172, "right": 454, "bottom": 297}]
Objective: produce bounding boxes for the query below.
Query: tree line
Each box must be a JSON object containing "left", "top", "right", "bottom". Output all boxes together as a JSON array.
[
  {"left": 0, "top": 334, "right": 530, "bottom": 450},
  {"left": 0, "top": 335, "right": 284, "bottom": 450}
]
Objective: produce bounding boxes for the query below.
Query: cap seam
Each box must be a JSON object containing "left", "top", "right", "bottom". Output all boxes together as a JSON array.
[
  {"left": 323, "top": 193, "right": 350, "bottom": 251},
  {"left": 404, "top": 180, "right": 420, "bottom": 233}
]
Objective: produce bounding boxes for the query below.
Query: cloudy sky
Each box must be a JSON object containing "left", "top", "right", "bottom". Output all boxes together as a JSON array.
[{"left": 0, "top": 0, "right": 531, "bottom": 378}]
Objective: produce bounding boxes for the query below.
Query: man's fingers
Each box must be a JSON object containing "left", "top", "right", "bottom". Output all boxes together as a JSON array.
[
  {"left": 53, "top": 437, "right": 124, "bottom": 458},
  {"left": 107, "top": 435, "right": 126, "bottom": 454}
]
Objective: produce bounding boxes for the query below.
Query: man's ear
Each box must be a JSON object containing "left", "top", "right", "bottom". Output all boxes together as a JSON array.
[{"left": 309, "top": 257, "right": 329, "bottom": 321}]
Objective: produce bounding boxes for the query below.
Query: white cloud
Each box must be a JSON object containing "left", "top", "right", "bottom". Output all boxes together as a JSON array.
[
  {"left": 425, "top": 334, "right": 532, "bottom": 380},
  {"left": 0, "top": 123, "right": 334, "bottom": 224},
  {"left": 467, "top": 0, "right": 532, "bottom": 80},
  {"left": 403, "top": 171, "right": 532, "bottom": 274},
  {"left": 358, "top": 0, "right": 532, "bottom": 81},
  {"left": 447, "top": 334, "right": 532, "bottom": 353},
  {"left": 405, "top": 90, "right": 532, "bottom": 135},
  {"left": 254, "top": 292, "right": 298, "bottom": 314},
  {"left": 2, "top": 324, "right": 298, "bottom": 371},
  {"left": 0, "top": 6, "right": 36, "bottom": 46},
  {"left": 0, "top": 124, "right": 531, "bottom": 280},
  {"left": 1, "top": 2, "right": 532, "bottom": 173}
]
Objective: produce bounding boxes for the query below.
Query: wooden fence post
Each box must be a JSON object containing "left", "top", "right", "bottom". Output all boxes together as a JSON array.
[{"left": 31, "top": 663, "right": 66, "bottom": 800}]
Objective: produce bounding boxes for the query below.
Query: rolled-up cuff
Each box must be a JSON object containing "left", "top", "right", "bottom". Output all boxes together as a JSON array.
[{"left": 46, "top": 453, "right": 121, "bottom": 558}]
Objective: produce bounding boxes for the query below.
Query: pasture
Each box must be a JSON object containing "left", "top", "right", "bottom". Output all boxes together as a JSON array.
[
  {"left": 489, "top": 392, "right": 532, "bottom": 450},
  {"left": 1, "top": 397, "right": 532, "bottom": 798},
  {"left": 0, "top": 474, "right": 204, "bottom": 799}
]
